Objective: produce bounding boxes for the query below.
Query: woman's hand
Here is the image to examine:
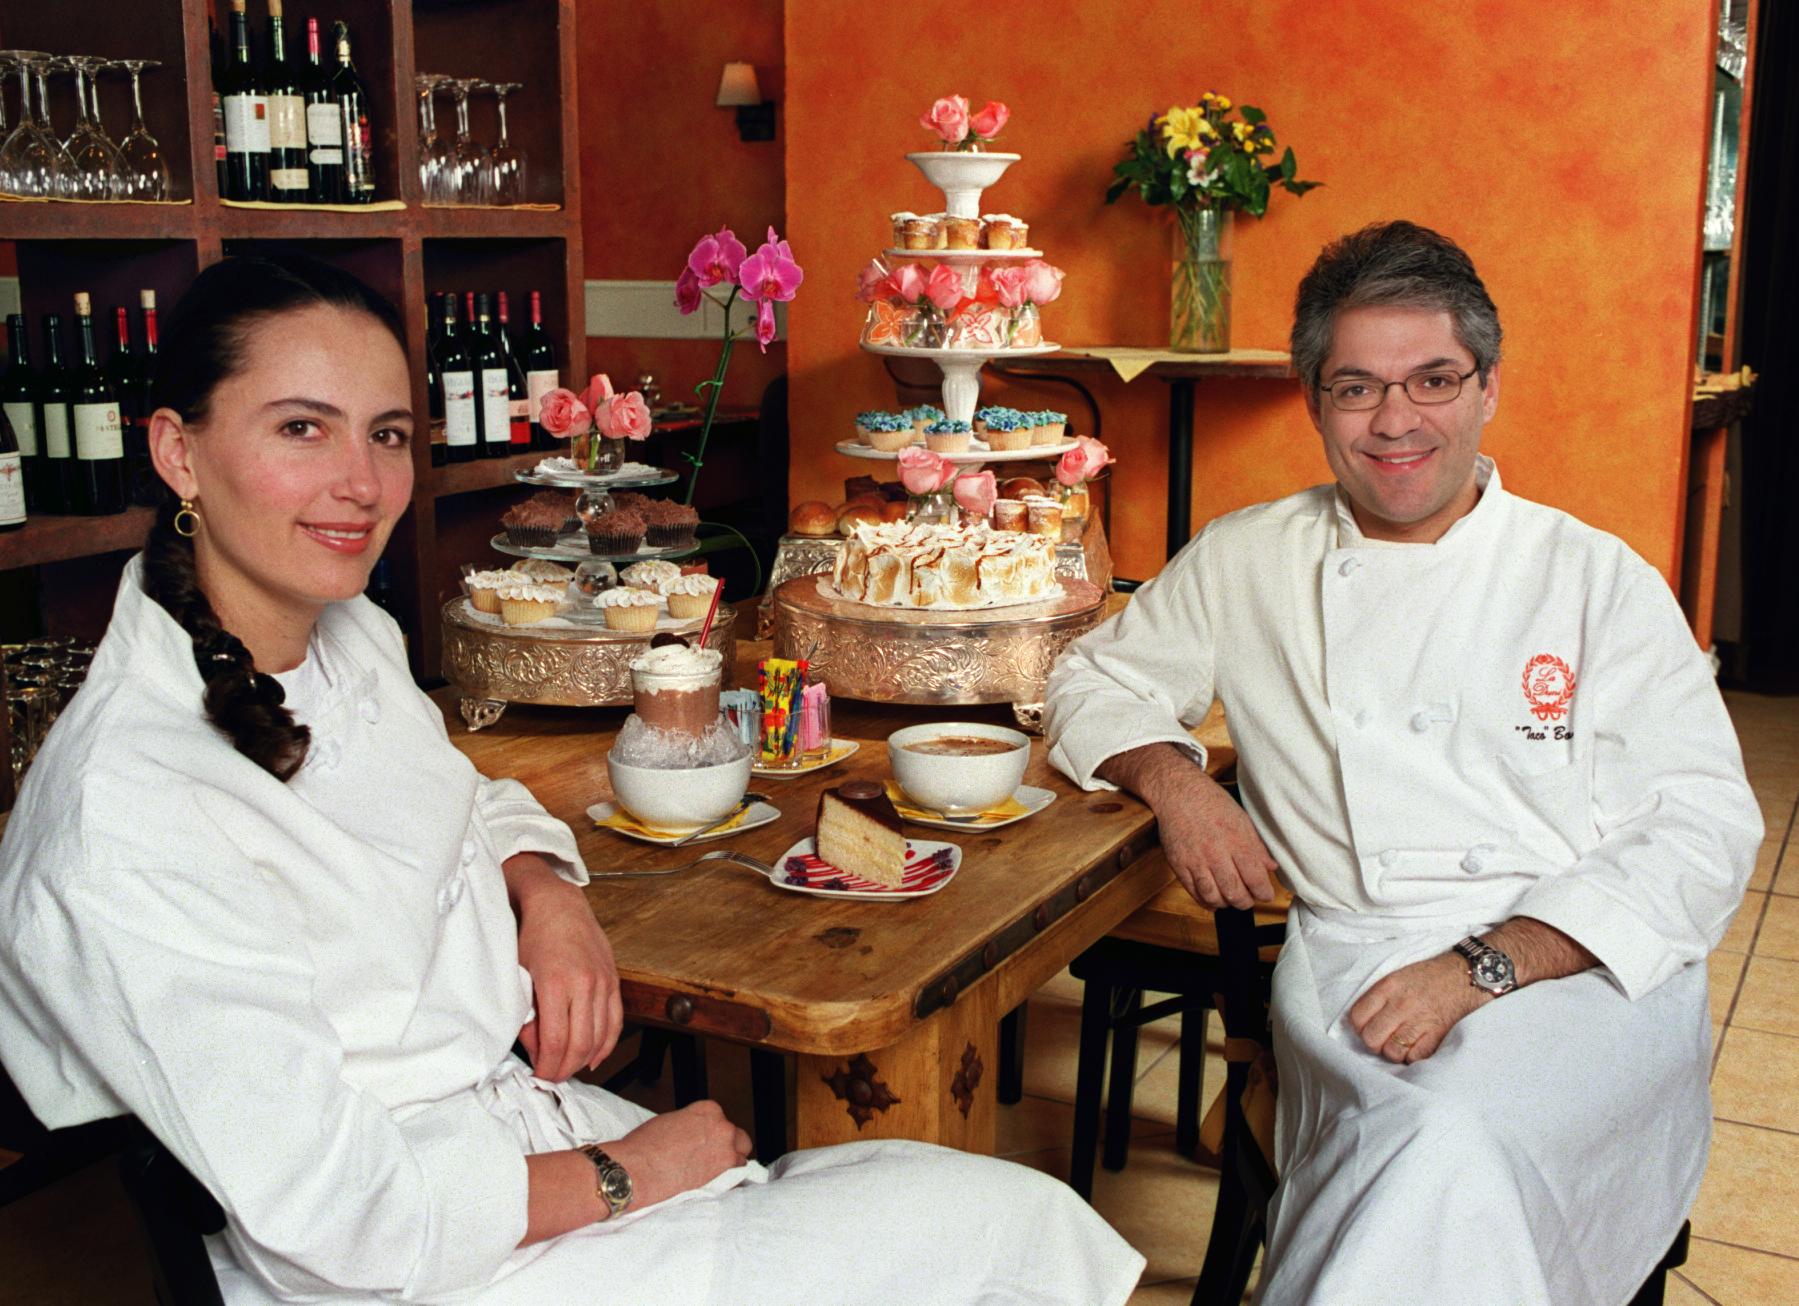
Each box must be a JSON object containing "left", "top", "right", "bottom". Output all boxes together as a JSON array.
[{"left": 503, "top": 853, "right": 623, "bottom": 1081}]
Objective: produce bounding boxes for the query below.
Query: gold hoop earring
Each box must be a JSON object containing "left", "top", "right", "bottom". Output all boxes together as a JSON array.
[{"left": 173, "top": 500, "right": 199, "bottom": 538}]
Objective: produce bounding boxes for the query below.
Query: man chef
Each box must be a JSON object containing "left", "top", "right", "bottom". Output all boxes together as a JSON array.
[{"left": 1043, "top": 221, "right": 1760, "bottom": 1304}]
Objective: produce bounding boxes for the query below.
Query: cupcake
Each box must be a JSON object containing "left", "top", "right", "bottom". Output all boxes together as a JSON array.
[
  {"left": 992, "top": 499, "right": 1029, "bottom": 532},
  {"left": 663, "top": 573, "right": 721, "bottom": 620},
  {"left": 1028, "top": 411, "right": 1060, "bottom": 446},
  {"left": 610, "top": 490, "right": 650, "bottom": 514},
  {"left": 642, "top": 499, "right": 701, "bottom": 548},
  {"left": 465, "top": 568, "right": 512, "bottom": 615},
  {"left": 1023, "top": 495, "right": 1064, "bottom": 540},
  {"left": 925, "top": 418, "right": 973, "bottom": 453},
  {"left": 907, "top": 404, "right": 945, "bottom": 433},
  {"left": 972, "top": 404, "right": 1006, "bottom": 434},
  {"left": 521, "top": 489, "right": 579, "bottom": 534},
  {"left": 619, "top": 559, "right": 683, "bottom": 593},
  {"left": 863, "top": 412, "right": 915, "bottom": 451},
  {"left": 583, "top": 506, "right": 646, "bottom": 555},
  {"left": 509, "top": 559, "right": 574, "bottom": 584},
  {"left": 501, "top": 493, "right": 568, "bottom": 549},
  {"left": 853, "top": 411, "right": 890, "bottom": 445},
  {"left": 981, "top": 214, "right": 1023, "bottom": 250},
  {"left": 1037, "top": 410, "right": 1069, "bottom": 444},
  {"left": 984, "top": 411, "right": 1032, "bottom": 451},
  {"left": 495, "top": 579, "right": 564, "bottom": 626},
  {"left": 899, "top": 215, "right": 938, "bottom": 250},
  {"left": 889, "top": 211, "right": 918, "bottom": 247},
  {"left": 943, "top": 216, "right": 982, "bottom": 250},
  {"left": 596, "top": 586, "right": 661, "bottom": 632}
]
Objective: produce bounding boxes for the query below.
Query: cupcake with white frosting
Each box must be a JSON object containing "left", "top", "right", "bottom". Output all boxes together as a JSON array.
[
  {"left": 596, "top": 586, "right": 662, "bottom": 632},
  {"left": 662, "top": 573, "right": 721, "bottom": 620}
]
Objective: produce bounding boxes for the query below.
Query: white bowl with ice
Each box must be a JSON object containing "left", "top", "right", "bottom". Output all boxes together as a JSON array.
[{"left": 606, "top": 712, "right": 753, "bottom": 833}]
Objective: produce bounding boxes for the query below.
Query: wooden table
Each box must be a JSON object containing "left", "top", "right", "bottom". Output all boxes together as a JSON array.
[{"left": 435, "top": 646, "right": 1182, "bottom": 1155}]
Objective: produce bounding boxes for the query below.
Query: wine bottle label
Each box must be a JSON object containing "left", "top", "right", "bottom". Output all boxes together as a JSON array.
[
  {"left": 267, "top": 94, "right": 307, "bottom": 150},
  {"left": 442, "top": 371, "right": 477, "bottom": 447},
  {"left": 526, "top": 370, "right": 559, "bottom": 421},
  {"left": 306, "top": 101, "right": 343, "bottom": 163},
  {"left": 3, "top": 401, "right": 38, "bottom": 457},
  {"left": 270, "top": 168, "right": 310, "bottom": 192},
  {"left": 0, "top": 454, "right": 24, "bottom": 526},
  {"left": 73, "top": 403, "right": 124, "bottom": 461},
  {"left": 42, "top": 405, "right": 71, "bottom": 459},
  {"left": 222, "top": 94, "right": 272, "bottom": 154},
  {"left": 481, "top": 371, "right": 511, "bottom": 443},
  {"left": 508, "top": 398, "right": 531, "bottom": 443}
]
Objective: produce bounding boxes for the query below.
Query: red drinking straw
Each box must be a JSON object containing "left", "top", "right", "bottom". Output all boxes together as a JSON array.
[{"left": 696, "top": 576, "right": 724, "bottom": 648}]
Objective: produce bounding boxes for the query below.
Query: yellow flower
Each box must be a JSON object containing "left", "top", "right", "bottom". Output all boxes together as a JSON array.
[
  {"left": 1231, "top": 121, "right": 1252, "bottom": 141},
  {"left": 1197, "top": 118, "right": 1219, "bottom": 138},
  {"left": 1215, "top": 95, "right": 1232, "bottom": 111},
  {"left": 1159, "top": 105, "right": 1212, "bottom": 157}
]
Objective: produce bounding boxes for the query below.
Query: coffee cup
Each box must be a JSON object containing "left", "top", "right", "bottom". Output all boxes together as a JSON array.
[
  {"left": 606, "top": 752, "right": 751, "bottom": 833},
  {"left": 887, "top": 722, "right": 1030, "bottom": 816}
]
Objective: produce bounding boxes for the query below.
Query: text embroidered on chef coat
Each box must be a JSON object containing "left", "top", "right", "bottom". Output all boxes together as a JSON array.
[{"left": 1521, "top": 653, "right": 1576, "bottom": 722}]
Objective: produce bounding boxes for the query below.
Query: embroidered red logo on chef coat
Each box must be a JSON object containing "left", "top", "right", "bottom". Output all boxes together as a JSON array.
[{"left": 1521, "top": 654, "right": 1576, "bottom": 721}]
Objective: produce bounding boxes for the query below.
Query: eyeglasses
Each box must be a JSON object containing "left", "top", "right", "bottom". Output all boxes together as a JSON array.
[{"left": 1320, "top": 366, "right": 1480, "bottom": 412}]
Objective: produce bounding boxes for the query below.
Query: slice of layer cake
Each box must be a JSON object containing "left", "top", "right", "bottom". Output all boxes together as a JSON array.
[{"left": 815, "top": 780, "right": 908, "bottom": 887}]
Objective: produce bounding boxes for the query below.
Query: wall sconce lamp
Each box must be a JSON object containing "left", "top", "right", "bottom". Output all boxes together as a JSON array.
[{"left": 717, "top": 62, "right": 776, "bottom": 142}]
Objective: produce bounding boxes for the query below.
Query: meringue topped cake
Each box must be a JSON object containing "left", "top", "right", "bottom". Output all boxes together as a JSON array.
[
  {"left": 815, "top": 780, "right": 908, "bottom": 887},
  {"left": 833, "top": 520, "right": 1057, "bottom": 609}
]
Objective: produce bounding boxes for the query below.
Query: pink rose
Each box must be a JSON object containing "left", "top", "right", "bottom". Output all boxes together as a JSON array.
[
  {"left": 579, "top": 373, "right": 615, "bottom": 417},
  {"left": 1056, "top": 436, "right": 1114, "bottom": 487},
  {"left": 920, "top": 95, "right": 970, "bottom": 145},
  {"left": 924, "top": 264, "right": 963, "bottom": 313},
  {"left": 856, "top": 259, "right": 889, "bottom": 303},
  {"left": 969, "top": 100, "right": 1009, "bottom": 141},
  {"left": 1023, "top": 260, "right": 1065, "bottom": 306},
  {"left": 538, "top": 388, "right": 591, "bottom": 438},
  {"left": 884, "top": 263, "right": 927, "bottom": 304},
  {"left": 952, "top": 469, "right": 997, "bottom": 518},
  {"left": 897, "top": 447, "right": 956, "bottom": 495},
  {"left": 989, "top": 264, "right": 1031, "bottom": 309},
  {"left": 599, "top": 391, "right": 653, "bottom": 441}
]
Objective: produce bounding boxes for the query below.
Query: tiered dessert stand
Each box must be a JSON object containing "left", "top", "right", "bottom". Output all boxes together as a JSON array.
[
  {"left": 442, "top": 460, "right": 738, "bottom": 729},
  {"left": 769, "top": 147, "right": 1107, "bottom": 728}
]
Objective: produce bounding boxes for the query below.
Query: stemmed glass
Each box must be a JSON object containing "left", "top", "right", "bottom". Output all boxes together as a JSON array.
[
  {"left": 446, "top": 77, "right": 490, "bottom": 205},
  {"left": 36, "top": 57, "right": 81, "bottom": 197},
  {"left": 66, "top": 56, "right": 124, "bottom": 199},
  {"left": 0, "top": 52, "right": 63, "bottom": 198},
  {"left": 415, "top": 73, "right": 452, "bottom": 204},
  {"left": 111, "top": 59, "right": 166, "bottom": 201},
  {"left": 486, "top": 81, "right": 525, "bottom": 205}
]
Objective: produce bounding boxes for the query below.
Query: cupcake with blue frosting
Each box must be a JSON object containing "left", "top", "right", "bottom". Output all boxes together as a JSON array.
[
  {"left": 925, "top": 418, "right": 974, "bottom": 453},
  {"left": 983, "top": 409, "right": 1031, "bottom": 451}
]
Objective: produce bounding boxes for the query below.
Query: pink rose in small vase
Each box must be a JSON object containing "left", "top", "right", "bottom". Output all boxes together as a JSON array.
[
  {"left": 1056, "top": 436, "right": 1115, "bottom": 487},
  {"left": 537, "top": 388, "right": 592, "bottom": 438},
  {"left": 579, "top": 373, "right": 615, "bottom": 417},
  {"left": 969, "top": 100, "right": 1010, "bottom": 142},
  {"left": 1023, "top": 260, "right": 1065, "bottom": 305},
  {"left": 856, "top": 259, "right": 890, "bottom": 303},
  {"left": 989, "top": 265, "right": 1031, "bottom": 309},
  {"left": 600, "top": 391, "right": 654, "bottom": 441},
  {"left": 953, "top": 469, "right": 997, "bottom": 519},
  {"left": 884, "top": 263, "right": 928, "bottom": 304},
  {"left": 897, "top": 447, "right": 957, "bottom": 496},
  {"left": 920, "top": 95, "right": 970, "bottom": 146},
  {"left": 924, "top": 264, "right": 964, "bottom": 313}
]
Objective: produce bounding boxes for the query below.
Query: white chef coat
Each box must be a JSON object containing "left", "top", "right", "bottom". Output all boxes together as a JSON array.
[
  {"left": 1045, "top": 457, "right": 1760, "bottom": 1304},
  {"left": 0, "top": 558, "right": 1145, "bottom": 1306}
]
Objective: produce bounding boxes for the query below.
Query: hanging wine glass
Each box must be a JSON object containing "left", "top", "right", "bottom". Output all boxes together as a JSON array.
[
  {"left": 36, "top": 57, "right": 82, "bottom": 198},
  {"left": 112, "top": 59, "right": 166, "bottom": 201},
  {"left": 67, "top": 56, "right": 125, "bottom": 199},
  {"left": 415, "top": 73, "right": 453, "bottom": 205},
  {"left": 446, "top": 77, "right": 490, "bottom": 205},
  {"left": 487, "top": 81, "right": 526, "bottom": 205},
  {"left": 0, "top": 52, "right": 62, "bottom": 198}
]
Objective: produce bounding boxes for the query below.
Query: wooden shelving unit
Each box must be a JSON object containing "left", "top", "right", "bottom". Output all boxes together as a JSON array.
[{"left": 0, "top": 0, "right": 586, "bottom": 687}]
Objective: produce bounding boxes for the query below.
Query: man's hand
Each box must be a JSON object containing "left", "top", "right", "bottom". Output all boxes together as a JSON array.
[
  {"left": 1097, "top": 742, "right": 1278, "bottom": 909},
  {"left": 602, "top": 1101, "right": 754, "bottom": 1212},
  {"left": 504, "top": 853, "right": 623, "bottom": 1081},
  {"left": 1348, "top": 952, "right": 1489, "bottom": 1063}
]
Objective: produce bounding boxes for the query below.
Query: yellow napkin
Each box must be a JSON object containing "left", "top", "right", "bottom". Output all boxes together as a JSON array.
[
  {"left": 884, "top": 780, "right": 1031, "bottom": 826},
  {"left": 1068, "top": 345, "right": 1293, "bottom": 384},
  {"left": 220, "top": 198, "right": 407, "bottom": 212},
  {"left": 595, "top": 805, "right": 750, "bottom": 840}
]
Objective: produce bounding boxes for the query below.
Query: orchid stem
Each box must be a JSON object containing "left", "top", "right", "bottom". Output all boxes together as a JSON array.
[{"left": 684, "top": 287, "right": 739, "bottom": 506}]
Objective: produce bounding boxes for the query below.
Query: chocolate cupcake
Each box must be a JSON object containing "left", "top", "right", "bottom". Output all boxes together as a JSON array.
[
  {"left": 501, "top": 493, "right": 570, "bottom": 549},
  {"left": 584, "top": 506, "right": 646, "bottom": 555},
  {"left": 610, "top": 490, "right": 651, "bottom": 514},
  {"left": 641, "top": 499, "right": 700, "bottom": 548}
]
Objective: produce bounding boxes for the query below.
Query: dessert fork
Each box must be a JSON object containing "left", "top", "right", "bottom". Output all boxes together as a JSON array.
[{"left": 590, "top": 848, "right": 778, "bottom": 880}]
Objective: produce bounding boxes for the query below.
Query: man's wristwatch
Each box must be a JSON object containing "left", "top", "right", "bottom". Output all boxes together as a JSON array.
[
  {"left": 1453, "top": 936, "right": 1519, "bottom": 996},
  {"left": 578, "top": 1144, "right": 633, "bottom": 1220}
]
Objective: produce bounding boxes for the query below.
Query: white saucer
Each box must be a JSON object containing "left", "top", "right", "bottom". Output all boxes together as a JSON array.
[
  {"left": 751, "top": 739, "right": 861, "bottom": 779},
  {"left": 585, "top": 799, "right": 780, "bottom": 845},
  {"left": 758, "top": 836, "right": 963, "bottom": 900},
  {"left": 896, "top": 784, "right": 1056, "bottom": 832}
]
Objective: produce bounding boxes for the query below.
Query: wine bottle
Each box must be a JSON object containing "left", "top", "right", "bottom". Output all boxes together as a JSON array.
[
  {"left": 425, "top": 292, "right": 446, "bottom": 467},
  {"left": 69, "top": 294, "right": 127, "bottom": 516},
  {"left": 497, "top": 292, "right": 531, "bottom": 450},
  {"left": 0, "top": 399, "right": 24, "bottom": 532},
  {"left": 38, "top": 315, "right": 72, "bottom": 515},
  {"left": 264, "top": 0, "right": 310, "bottom": 203},
  {"left": 436, "top": 296, "right": 477, "bottom": 464},
  {"left": 302, "top": 17, "right": 344, "bottom": 203},
  {"left": 472, "top": 294, "right": 512, "bottom": 460},
  {"left": 331, "top": 21, "right": 376, "bottom": 204},
  {"left": 2, "top": 315, "right": 45, "bottom": 513},
  {"left": 133, "top": 290, "right": 161, "bottom": 506},
  {"left": 523, "top": 291, "right": 560, "bottom": 450},
  {"left": 210, "top": 19, "right": 228, "bottom": 197},
  {"left": 107, "top": 307, "right": 144, "bottom": 497},
  {"left": 219, "top": 0, "right": 270, "bottom": 202}
]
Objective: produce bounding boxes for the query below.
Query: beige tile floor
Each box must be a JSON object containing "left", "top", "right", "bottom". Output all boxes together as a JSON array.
[{"left": 3, "top": 691, "right": 1797, "bottom": 1304}]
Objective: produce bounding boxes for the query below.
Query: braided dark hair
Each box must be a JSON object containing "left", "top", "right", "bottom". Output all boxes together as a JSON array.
[{"left": 142, "top": 254, "right": 405, "bottom": 781}]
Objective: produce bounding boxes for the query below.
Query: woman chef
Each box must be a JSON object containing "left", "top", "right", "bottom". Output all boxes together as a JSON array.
[{"left": 0, "top": 256, "right": 1144, "bottom": 1305}]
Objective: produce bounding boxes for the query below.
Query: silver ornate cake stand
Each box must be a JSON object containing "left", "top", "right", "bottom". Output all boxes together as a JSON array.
[
  {"left": 441, "top": 599, "right": 738, "bottom": 730},
  {"left": 770, "top": 575, "right": 1105, "bottom": 730}
]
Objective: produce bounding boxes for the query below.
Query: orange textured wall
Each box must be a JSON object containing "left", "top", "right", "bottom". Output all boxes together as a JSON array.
[
  {"left": 784, "top": 1, "right": 1713, "bottom": 580},
  {"left": 577, "top": 0, "right": 785, "bottom": 409}
]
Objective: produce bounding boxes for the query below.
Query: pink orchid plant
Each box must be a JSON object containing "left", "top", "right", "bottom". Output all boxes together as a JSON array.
[
  {"left": 672, "top": 223, "right": 805, "bottom": 504},
  {"left": 921, "top": 95, "right": 1010, "bottom": 151}
]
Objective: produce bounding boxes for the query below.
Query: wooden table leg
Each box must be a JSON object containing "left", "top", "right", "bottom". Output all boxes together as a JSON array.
[{"left": 793, "top": 982, "right": 999, "bottom": 1153}]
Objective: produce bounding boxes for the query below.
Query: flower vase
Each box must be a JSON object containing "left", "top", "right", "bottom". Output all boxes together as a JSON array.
[
  {"left": 590, "top": 437, "right": 627, "bottom": 475},
  {"left": 1170, "top": 208, "right": 1232, "bottom": 353},
  {"left": 1056, "top": 482, "right": 1091, "bottom": 545},
  {"left": 910, "top": 488, "right": 957, "bottom": 526}
]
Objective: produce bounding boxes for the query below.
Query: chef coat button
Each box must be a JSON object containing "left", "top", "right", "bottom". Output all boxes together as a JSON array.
[
  {"left": 1460, "top": 844, "right": 1499, "bottom": 875},
  {"left": 1411, "top": 710, "right": 1433, "bottom": 733},
  {"left": 1378, "top": 850, "right": 1397, "bottom": 869},
  {"left": 359, "top": 698, "right": 381, "bottom": 724},
  {"left": 461, "top": 838, "right": 477, "bottom": 867},
  {"left": 437, "top": 876, "right": 465, "bottom": 913},
  {"left": 1354, "top": 709, "right": 1370, "bottom": 729},
  {"left": 1338, "top": 557, "right": 1361, "bottom": 577}
]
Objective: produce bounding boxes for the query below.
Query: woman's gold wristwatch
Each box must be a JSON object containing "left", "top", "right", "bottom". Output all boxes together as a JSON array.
[{"left": 578, "top": 1144, "right": 633, "bottom": 1220}]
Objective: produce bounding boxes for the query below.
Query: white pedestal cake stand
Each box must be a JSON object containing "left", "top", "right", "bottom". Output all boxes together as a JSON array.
[{"left": 861, "top": 341, "right": 1059, "bottom": 426}]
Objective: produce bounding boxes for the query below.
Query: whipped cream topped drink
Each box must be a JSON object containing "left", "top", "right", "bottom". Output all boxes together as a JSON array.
[{"left": 629, "top": 644, "right": 724, "bottom": 736}]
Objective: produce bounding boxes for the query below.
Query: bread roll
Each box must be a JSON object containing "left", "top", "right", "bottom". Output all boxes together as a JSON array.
[
  {"left": 789, "top": 500, "right": 840, "bottom": 537},
  {"left": 878, "top": 500, "right": 910, "bottom": 523},
  {"left": 837, "top": 503, "right": 884, "bottom": 535},
  {"left": 999, "top": 476, "right": 1046, "bottom": 500}
]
